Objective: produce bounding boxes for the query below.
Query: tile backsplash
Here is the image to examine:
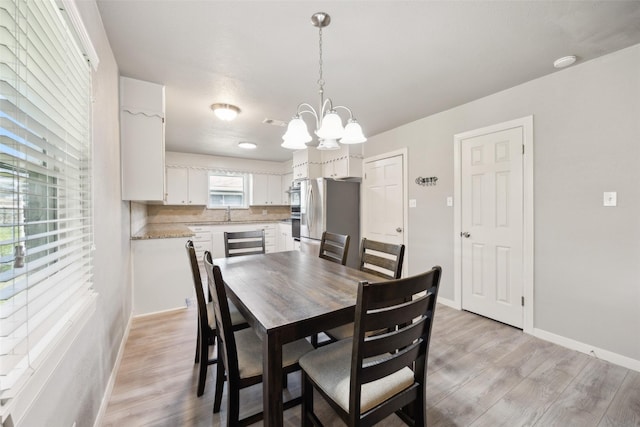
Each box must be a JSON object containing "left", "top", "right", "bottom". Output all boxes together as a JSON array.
[{"left": 146, "top": 204, "right": 290, "bottom": 224}]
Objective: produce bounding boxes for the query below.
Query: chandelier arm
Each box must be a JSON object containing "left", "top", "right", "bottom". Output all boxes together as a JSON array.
[{"left": 332, "top": 105, "right": 355, "bottom": 120}]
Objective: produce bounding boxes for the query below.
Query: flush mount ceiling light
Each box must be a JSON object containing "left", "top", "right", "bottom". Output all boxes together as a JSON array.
[
  {"left": 238, "top": 142, "right": 257, "bottom": 150},
  {"left": 211, "top": 103, "right": 241, "bottom": 121},
  {"left": 553, "top": 55, "right": 577, "bottom": 69},
  {"left": 281, "top": 12, "right": 366, "bottom": 151}
]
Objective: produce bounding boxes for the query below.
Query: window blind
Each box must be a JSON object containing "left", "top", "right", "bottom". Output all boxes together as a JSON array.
[{"left": 0, "top": 0, "right": 93, "bottom": 401}]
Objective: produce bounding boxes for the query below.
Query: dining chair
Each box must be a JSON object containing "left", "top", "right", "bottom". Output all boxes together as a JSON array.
[
  {"left": 224, "top": 230, "right": 265, "bottom": 257},
  {"left": 311, "top": 231, "right": 351, "bottom": 347},
  {"left": 318, "top": 231, "right": 350, "bottom": 265},
  {"left": 185, "top": 240, "right": 248, "bottom": 397},
  {"left": 299, "top": 266, "right": 442, "bottom": 427},
  {"left": 325, "top": 238, "right": 406, "bottom": 342},
  {"left": 204, "top": 250, "right": 314, "bottom": 426}
]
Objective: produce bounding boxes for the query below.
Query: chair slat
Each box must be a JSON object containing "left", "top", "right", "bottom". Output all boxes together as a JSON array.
[
  {"left": 225, "top": 230, "right": 265, "bottom": 257},
  {"left": 319, "top": 231, "right": 350, "bottom": 266},
  {"left": 363, "top": 294, "right": 430, "bottom": 332},
  {"left": 360, "top": 342, "right": 421, "bottom": 384},
  {"left": 361, "top": 319, "right": 426, "bottom": 359}
]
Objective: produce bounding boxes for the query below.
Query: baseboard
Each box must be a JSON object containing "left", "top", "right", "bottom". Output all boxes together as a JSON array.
[
  {"left": 93, "top": 312, "right": 134, "bottom": 427},
  {"left": 133, "top": 305, "right": 188, "bottom": 319},
  {"left": 533, "top": 328, "right": 640, "bottom": 373},
  {"left": 436, "top": 296, "right": 459, "bottom": 309}
]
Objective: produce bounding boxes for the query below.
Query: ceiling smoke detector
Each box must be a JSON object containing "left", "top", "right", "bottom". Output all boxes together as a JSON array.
[{"left": 553, "top": 55, "right": 577, "bottom": 69}]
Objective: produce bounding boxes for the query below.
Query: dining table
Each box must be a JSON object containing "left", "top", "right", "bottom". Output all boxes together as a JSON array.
[{"left": 214, "top": 249, "right": 383, "bottom": 426}]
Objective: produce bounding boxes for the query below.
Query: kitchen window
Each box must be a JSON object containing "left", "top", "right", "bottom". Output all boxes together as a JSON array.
[
  {"left": 208, "top": 173, "right": 248, "bottom": 208},
  {"left": 0, "top": 0, "right": 97, "bottom": 418}
]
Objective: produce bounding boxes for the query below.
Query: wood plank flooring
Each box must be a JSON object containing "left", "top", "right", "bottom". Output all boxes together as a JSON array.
[{"left": 102, "top": 304, "right": 640, "bottom": 426}]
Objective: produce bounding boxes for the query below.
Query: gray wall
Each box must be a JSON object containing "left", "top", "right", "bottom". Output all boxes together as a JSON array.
[
  {"left": 18, "top": 1, "right": 132, "bottom": 426},
  {"left": 364, "top": 44, "right": 640, "bottom": 363}
]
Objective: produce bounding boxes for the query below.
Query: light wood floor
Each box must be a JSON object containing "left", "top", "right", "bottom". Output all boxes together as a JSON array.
[{"left": 102, "top": 304, "right": 640, "bottom": 426}]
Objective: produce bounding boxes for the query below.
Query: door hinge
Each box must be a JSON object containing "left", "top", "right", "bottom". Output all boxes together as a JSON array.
[
  {"left": 522, "top": 144, "right": 525, "bottom": 155},
  {"left": 521, "top": 296, "right": 525, "bottom": 306}
]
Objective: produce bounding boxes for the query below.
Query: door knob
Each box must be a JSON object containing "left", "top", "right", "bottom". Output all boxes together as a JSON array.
[
  {"left": 396, "top": 227, "right": 403, "bottom": 233},
  {"left": 461, "top": 232, "right": 471, "bottom": 238}
]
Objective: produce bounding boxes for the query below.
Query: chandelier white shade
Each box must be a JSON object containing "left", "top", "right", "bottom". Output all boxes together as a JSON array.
[{"left": 281, "top": 12, "right": 366, "bottom": 150}]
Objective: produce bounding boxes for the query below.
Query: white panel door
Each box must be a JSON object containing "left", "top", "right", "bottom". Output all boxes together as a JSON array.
[
  {"left": 461, "top": 127, "right": 524, "bottom": 328},
  {"left": 363, "top": 154, "right": 405, "bottom": 248}
]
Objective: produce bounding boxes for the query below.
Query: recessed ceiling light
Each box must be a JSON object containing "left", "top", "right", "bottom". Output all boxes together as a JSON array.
[
  {"left": 211, "top": 103, "right": 241, "bottom": 121},
  {"left": 238, "top": 142, "right": 257, "bottom": 150},
  {"left": 553, "top": 55, "right": 577, "bottom": 69}
]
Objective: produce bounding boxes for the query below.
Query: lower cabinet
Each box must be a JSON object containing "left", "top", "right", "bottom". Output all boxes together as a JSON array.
[
  {"left": 278, "top": 222, "right": 296, "bottom": 252},
  {"left": 131, "top": 237, "right": 192, "bottom": 315}
]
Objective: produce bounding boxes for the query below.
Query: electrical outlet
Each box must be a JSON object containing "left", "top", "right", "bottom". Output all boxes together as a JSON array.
[
  {"left": 409, "top": 199, "right": 417, "bottom": 208},
  {"left": 603, "top": 191, "right": 617, "bottom": 207}
]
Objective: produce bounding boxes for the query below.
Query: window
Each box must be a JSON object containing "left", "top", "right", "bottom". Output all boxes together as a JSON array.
[
  {"left": 0, "top": 0, "right": 94, "bottom": 409},
  {"left": 208, "top": 173, "right": 248, "bottom": 208}
]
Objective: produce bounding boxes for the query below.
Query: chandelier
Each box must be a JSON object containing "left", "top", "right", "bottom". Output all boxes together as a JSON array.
[{"left": 281, "top": 12, "right": 366, "bottom": 150}]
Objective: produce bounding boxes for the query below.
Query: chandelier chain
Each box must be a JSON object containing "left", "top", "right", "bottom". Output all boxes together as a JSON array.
[{"left": 317, "top": 27, "right": 325, "bottom": 89}]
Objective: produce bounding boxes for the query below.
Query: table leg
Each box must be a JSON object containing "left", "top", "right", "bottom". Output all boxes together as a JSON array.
[{"left": 263, "top": 332, "right": 283, "bottom": 426}]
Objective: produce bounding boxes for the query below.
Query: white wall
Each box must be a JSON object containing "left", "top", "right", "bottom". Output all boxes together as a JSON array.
[
  {"left": 364, "top": 44, "right": 640, "bottom": 365},
  {"left": 17, "top": 2, "right": 132, "bottom": 426}
]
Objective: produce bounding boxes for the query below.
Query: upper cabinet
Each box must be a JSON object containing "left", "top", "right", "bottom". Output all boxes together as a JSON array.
[
  {"left": 292, "top": 149, "right": 322, "bottom": 180},
  {"left": 322, "top": 145, "right": 363, "bottom": 179},
  {"left": 250, "top": 173, "right": 283, "bottom": 205},
  {"left": 165, "top": 167, "right": 208, "bottom": 205},
  {"left": 281, "top": 172, "right": 293, "bottom": 205},
  {"left": 120, "top": 77, "right": 165, "bottom": 201}
]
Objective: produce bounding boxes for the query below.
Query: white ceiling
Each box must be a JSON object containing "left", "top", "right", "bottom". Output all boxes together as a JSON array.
[{"left": 96, "top": 1, "right": 640, "bottom": 162}]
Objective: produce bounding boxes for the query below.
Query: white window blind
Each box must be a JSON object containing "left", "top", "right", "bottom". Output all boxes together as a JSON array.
[{"left": 0, "top": 0, "right": 93, "bottom": 405}]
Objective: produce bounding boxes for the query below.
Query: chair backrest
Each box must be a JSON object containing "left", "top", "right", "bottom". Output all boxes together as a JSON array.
[
  {"left": 349, "top": 266, "right": 442, "bottom": 425},
  {"left": 359, "top": 238, "right": 405, "bottom": 280},
  {"left": 318, "top": 231, "right": 350, "bottom": 265},
  {"left": 203, "top": 251, "right": 241, "bottom": 380},
  {"left": 186, "top": 240, "right": 208, "bottom": 334},
  {"left": 224, "top": 230, "right": 265, "bottom": 257}
]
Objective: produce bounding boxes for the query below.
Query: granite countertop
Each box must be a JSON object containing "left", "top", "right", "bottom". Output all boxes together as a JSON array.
[
  {"left": 132, "top": 219, "right": 292, "bottom": 240},
  {"left": 131, "top": 223, "right": 194, "bottom": 240}
]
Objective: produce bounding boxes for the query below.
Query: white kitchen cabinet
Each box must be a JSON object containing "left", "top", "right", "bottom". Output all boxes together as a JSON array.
[
  {"left": 131, "top": 237, "right": 192, "bottom": 315},
  {"left": 322, "top": 144, "right": 363, "bottom": 179},
  {"left": 277, "top": 222, "right": 296, "bottom": 252},
  {"left": 292, "top": 149, "right": 322, "bottom": 180},
  {"left": 120, "top": 77, "right": 166, "bottom": 201},
  {"left": 166, "top": 167, "right": 208, "bottom": 205},
  {"left": 250, "top": 174, "right": 283, "bottom": 205},
  {"left": 188, "top": 225, "right": 212, "bottom": 263}
]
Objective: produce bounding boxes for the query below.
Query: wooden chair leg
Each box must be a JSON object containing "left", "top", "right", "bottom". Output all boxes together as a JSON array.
[
  {"left": 213, "top": 353, "right": 225, "bottom": 413},
  {"left": 196, "top": 335, "right": 208, "bottom": 397},
  {"left": 301, "top": 372, "right": 313, "bottom": 427},
  {"left": 227, "top": 384, "right": 240, "bottom": 426}
]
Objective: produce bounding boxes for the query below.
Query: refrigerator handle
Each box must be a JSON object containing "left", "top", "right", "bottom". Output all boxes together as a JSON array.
[{"left": 308, "top": 184, "right": 314, "bottom": 233}]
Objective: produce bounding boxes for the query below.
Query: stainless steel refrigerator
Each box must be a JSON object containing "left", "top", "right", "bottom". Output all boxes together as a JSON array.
[{"left": 299, "top": 178, "right": 360, "bottom": 268}]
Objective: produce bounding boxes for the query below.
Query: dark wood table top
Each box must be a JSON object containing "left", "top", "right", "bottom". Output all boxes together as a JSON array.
[{"left": 215, "top": 250, "right": 382, "bottom": 338}]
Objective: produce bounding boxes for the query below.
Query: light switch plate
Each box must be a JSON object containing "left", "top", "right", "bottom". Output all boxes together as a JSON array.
[
  {"left": 409, "top": 199, "right": 417, "bottom": 208},
  {"left": 603, "top": 192, "right": 617, "bottom": 207},
  {"left": 447, "top": 196, "right": 453, "bottom": 207}
]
